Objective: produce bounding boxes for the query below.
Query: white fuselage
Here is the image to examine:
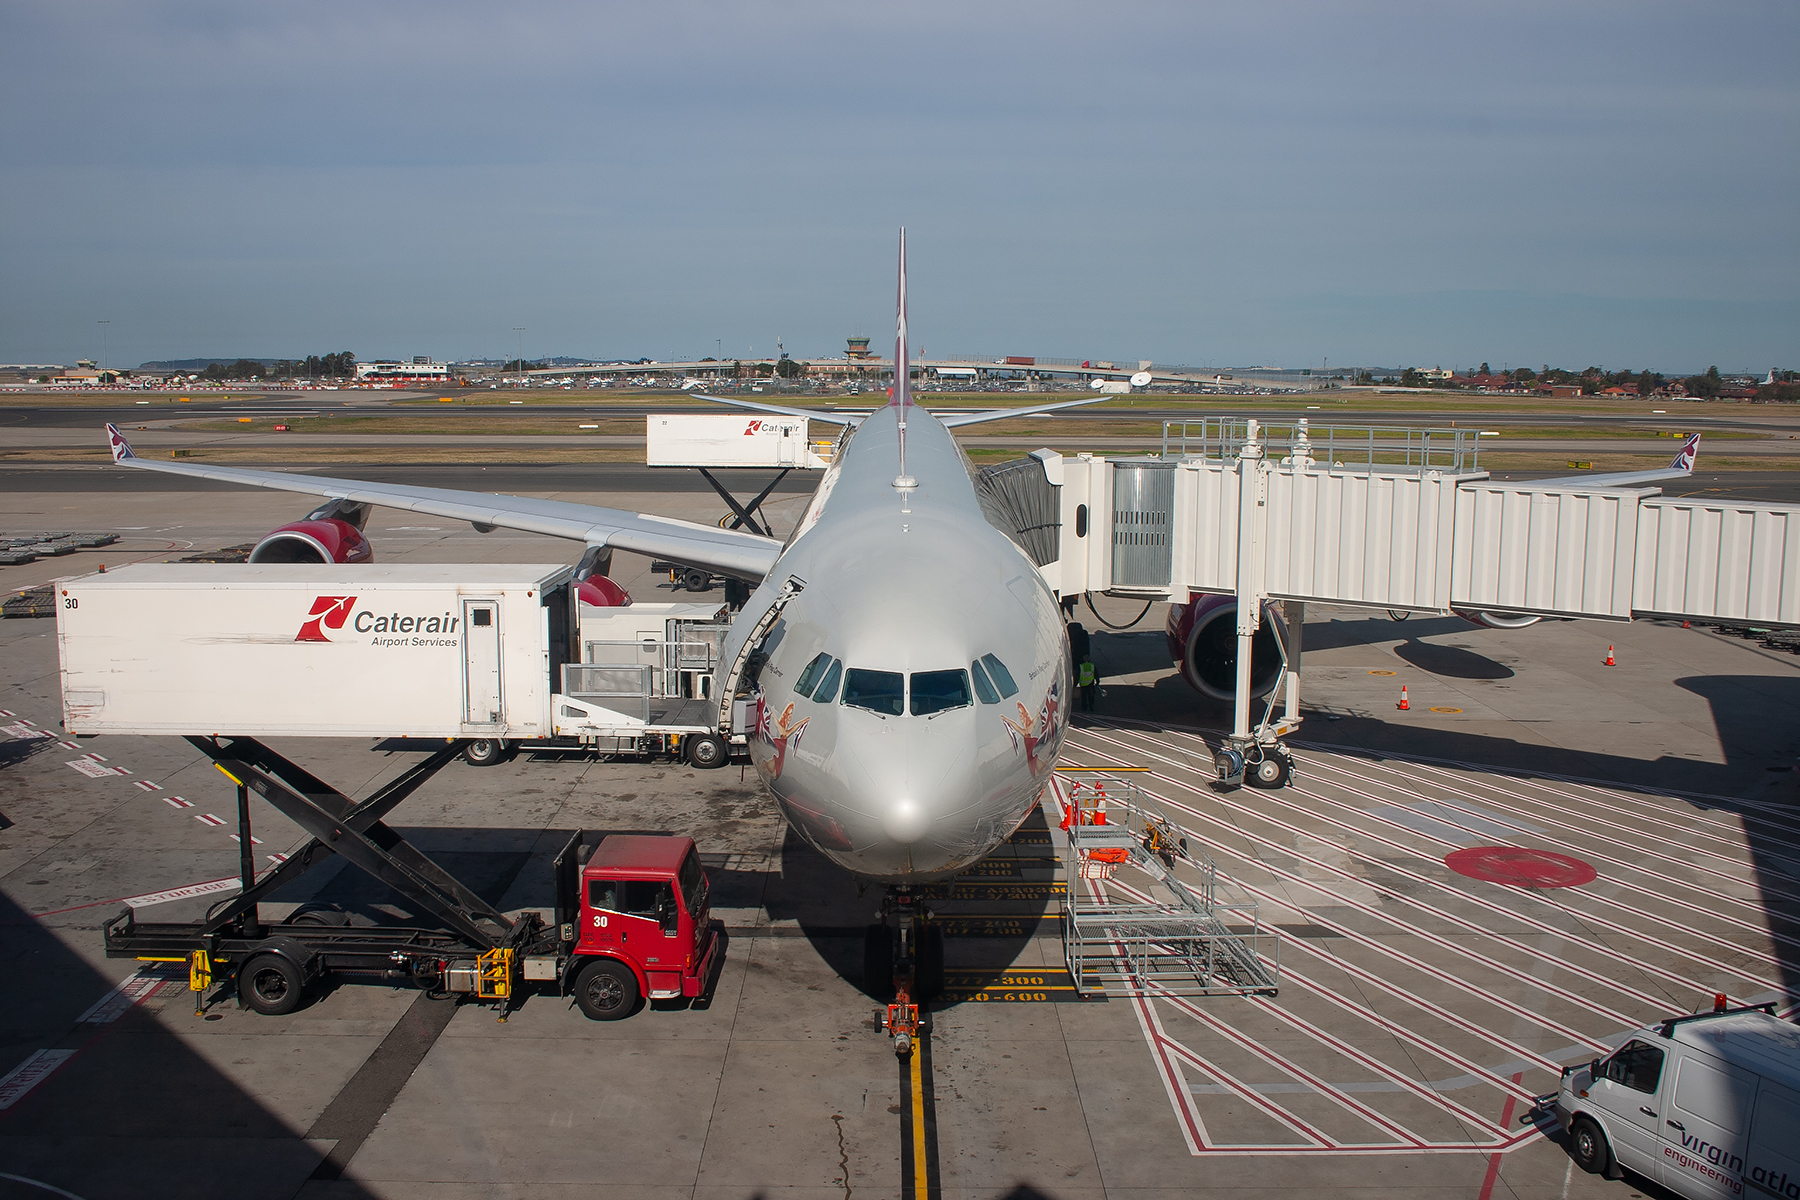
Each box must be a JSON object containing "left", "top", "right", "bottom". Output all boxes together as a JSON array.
[{"left": 720, "top": 404, "right": 1071, "bottom": 881}]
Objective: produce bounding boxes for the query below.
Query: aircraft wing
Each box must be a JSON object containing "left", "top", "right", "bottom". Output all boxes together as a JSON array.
[
  {"left": 1524, "top": 432, "right": 1701, "bottom": 490},
  {"left": 686, "top": 392, "right": 862, "bottom": 425},
  {"left": 935, "top": 396, "right": 1108, "bottom": 427},
  {"left": 101, "top": 424, "right": 783, "bottom": 579}
]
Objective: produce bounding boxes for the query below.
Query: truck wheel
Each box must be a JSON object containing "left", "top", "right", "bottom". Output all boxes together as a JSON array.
[
  {"left": 240, "top": 954, "right": 305, "bottom": 1016},
  {"left": 463, "top": 738, "right": 507, "bottom": 767},
  {"left": 1568, "top": 1116, "right": 1613, "bottom": 1176},
  {"left": 685, "top": 733, "right": 728, "bottom": 769},
  {"left": 863, "top": 925, "right": 894, "bottom": 999},
  {"left": 573, "top": 959, "right": 638, "bottom": 1021},
  {"left": 682, "top": 567, "right": 712, "bottom": 592}
]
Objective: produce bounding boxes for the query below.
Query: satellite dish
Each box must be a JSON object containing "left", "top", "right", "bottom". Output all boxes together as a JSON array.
[
  {"left": 1130, "top": 371, "right": 1153, "bottom": 388},
  {"left": 1091, "top": 378, "right": 1107, "bottom": 390}
]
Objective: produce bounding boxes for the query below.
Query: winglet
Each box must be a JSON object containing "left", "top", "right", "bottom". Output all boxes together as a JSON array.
[
  {"left": 105, "top": 423, "right": 137, "bottom": 463},
  {"left": 1670, "top": 432, "right": 1700, "bottom": 472}
]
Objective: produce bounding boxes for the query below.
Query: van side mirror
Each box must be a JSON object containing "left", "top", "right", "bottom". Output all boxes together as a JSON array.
[{"left": 1589, "top": 1059, "right": 1602, "bottom": 1081}]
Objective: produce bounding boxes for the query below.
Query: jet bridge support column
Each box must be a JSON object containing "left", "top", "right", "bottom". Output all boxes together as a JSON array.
[{"left": 1232, "top": 421, "right": 1265, "bottom": 742}]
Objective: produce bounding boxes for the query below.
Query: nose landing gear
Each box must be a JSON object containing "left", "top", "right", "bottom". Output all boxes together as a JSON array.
[{"left": 864, "top": 885, "right": 944, "bottom": 1057}]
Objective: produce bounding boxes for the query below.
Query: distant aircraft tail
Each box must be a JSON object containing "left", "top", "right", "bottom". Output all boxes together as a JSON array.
[
  {"left": 1670, "top": 432, "right": 1700, "bottom": 472},
  {"left": 105, "top": 423, "right": 136, "bottom": 463}
]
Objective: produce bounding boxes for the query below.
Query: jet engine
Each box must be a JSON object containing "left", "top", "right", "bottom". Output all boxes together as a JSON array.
[
  {"left": 572, "top": 545, "right": 631, "bottom": 607},
  {"left": 248, "top": 500, "right": 374, "bottom": 564},
  {"left": 1165, "top": 594, "right": 1286, "bottom": 703}
]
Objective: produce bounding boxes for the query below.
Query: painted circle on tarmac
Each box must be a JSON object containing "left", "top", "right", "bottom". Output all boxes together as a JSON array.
[
  {"left": 1429, "top": 706, "right": 1463, "bottom": 713},
  {"left": 1445, "top": 847, "right": 1597, "bottom": 889}
]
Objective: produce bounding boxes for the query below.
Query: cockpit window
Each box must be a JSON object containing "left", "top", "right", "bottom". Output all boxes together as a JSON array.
[
  {"left": 793, "top": 652, "right": 831, "bottom": 698},
  {"left": 911, "top": 670, "right": 972, "bottom": 716},
  {"left": 970, "top": 659, "right": 1001, "bottom": 704},
  {"left": 812, "top": 659, "right": 842, "bottom": 703},
  {"left": 979, "top": 653, "right": 1019, "bottom": 699},
  {"left": 842, "top": 668, "right": 904, "bottom": 716}
]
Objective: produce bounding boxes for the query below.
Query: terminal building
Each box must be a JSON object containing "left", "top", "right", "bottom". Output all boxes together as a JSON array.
[{"left": 355, "top": 357, "right": 449, "bottom": 383}]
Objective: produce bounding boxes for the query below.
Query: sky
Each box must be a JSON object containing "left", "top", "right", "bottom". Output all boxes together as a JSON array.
[{"left": 1, "top": 1, "right": 1795, "bottom": 374}]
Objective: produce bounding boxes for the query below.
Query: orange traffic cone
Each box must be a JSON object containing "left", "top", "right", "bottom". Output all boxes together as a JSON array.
[
  {"left": 1682, "top": 620, "right": 1691, "bottom": 628},
  {"left": 1604, "top": 646, "right": 1617, "bottom": 666},
  {"left": 1397, "top": 685, "right": 1410, "bottom": 710}
]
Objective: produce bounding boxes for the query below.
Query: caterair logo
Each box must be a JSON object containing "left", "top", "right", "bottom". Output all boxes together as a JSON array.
[{"left": 296, "top": 596, "right": 357, "bottom": 643}]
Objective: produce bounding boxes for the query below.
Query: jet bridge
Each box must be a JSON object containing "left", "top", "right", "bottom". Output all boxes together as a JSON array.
[{"left": 1020, "top": 418, "right": 1798, "bottom": 762}]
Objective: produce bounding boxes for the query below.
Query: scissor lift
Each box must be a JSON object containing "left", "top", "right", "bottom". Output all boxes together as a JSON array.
[{"left": 1057, "top": 773, "right": 1280, "bottom": 999}]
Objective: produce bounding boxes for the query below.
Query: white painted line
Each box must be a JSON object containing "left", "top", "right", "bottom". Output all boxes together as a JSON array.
[
  {"left": 162, "top": 796, "right": 193, "bottom": 808},
  {"left": 0, "top": 1049, "right": 74, "bottom": 1110},
  {"left": 110, "top": 767, "right": 130, "bottom": 776},
  {"left": 266, "top": 853, "right": 288, "bottom": 864},
  {"left": 132, "top": 780, "right": 161, "bottom": 792},
  {"left": 64, "top": 759, "right": 117, "bottom": 780},
  {"left": 57, "top": 740, "right": 79, "bottom": 750},
  {"left": 76, "top": 968, "right": 172, "bottom": 1024},
  {"left": 82, "top": 753, "right": 106, "bottom": 762},
  {"left": 0, "top": 709, "right": 14, "bottom": 717},
  {"left": 194, "top": 813, "right": 226, "bottom": 827},
  {"left": 228, "top": 834, "right": 262, "bottom": 845}
]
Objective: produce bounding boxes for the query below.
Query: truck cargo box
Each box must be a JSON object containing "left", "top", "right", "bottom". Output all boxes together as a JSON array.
[
  {"left": 56, "top": 563, "right": 573, "bottom": 738},
  {"left": 646, "top": 414, "right": 831, "bottom": 469}
]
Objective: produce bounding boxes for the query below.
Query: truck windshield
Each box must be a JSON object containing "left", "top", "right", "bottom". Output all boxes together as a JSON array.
[{"left": 679, "top": 848, "right": 707, "bottom": 917}]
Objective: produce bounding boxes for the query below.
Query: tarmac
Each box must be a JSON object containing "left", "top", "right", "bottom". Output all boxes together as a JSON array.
[{"left": 1, "top": 463, "right": 1797, "bottom": 1200}]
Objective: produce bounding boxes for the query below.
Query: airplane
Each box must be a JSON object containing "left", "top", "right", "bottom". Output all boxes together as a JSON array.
[
  {"left": 99, "top": 230, "right": 1103, "bottom": 1043},
  {"left": 1163, "top": 431, "right": 1705, "bottom": 702}
]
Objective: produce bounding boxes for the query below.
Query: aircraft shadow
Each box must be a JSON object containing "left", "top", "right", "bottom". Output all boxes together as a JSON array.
[{"left": 0, "top": 886, "right": 382, "bottom": 1200}]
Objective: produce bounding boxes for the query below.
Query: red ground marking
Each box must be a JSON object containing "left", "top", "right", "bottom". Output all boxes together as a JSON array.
[{"left": 1445, "top": 846, "right": 1597, "bottom": 889}]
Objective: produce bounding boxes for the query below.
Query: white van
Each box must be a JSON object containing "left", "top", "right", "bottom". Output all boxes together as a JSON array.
[{"left": 1555, "top": 1003, "right": 1800, "bottom": 1198}]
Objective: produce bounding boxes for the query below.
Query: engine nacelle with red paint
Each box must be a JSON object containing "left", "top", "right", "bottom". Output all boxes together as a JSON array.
[
  {"left": 248, "top": 519, "right": 373, "bottom": 564},
  {"left": 1165, "top": 594, "right": 1286, "bottom": 703},
  {"left": 577, "top": 576, "right": 632, "bottom": 607}
]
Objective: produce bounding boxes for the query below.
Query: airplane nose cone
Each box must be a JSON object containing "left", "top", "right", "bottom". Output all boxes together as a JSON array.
[{"left": 882, "top": 797, "right": 931, "bottom": 845}]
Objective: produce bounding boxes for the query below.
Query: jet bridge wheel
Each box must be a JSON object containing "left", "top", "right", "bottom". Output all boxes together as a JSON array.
[
  {"left": 1245, "top": 745, "right": 1293, "bottom": 790},
  {"left": 240, "top": 954, "right": 306, "bottom": 1016}
]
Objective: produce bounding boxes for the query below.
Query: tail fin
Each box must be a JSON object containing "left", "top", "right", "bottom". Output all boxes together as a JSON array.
[
  {"left": 1670, "top": 432, "right": 1700, "bottom": 472},
  {"left": 105, "top": 423, "right": 137, "bottom": 463},
  {"left": 890, "top": 229, "right": 917, "bottom": 490}
]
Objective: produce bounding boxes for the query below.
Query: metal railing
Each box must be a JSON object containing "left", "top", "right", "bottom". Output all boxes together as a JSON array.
[
  {"left": 561, "top": 664, "right": 651, "bottom": 723},
  {"left": 1160, "top": 418, "right": 1481, "bottom": 474},
  {"left": 583, "top": 637, "right": 722, "bottom": 700},
  {"left": 1057, "top": 773, "right": 1280, "bottom": 998}
]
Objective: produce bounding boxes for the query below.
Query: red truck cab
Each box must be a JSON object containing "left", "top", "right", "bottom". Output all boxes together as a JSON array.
[{"left": 563, "top": 833, "right": 716, "bottom": 1020}]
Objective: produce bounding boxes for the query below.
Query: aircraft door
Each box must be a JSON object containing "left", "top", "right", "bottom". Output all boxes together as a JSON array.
[{"left": 462, "top": 599, "right": 503, "bottom": 725}]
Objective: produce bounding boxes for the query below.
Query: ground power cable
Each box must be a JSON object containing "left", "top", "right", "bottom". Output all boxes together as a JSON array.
[{"left": 1083, "top": 592, "right": 1154, "bottom": 631}]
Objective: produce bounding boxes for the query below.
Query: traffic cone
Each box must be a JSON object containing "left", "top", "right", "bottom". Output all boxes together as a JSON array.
[
  {"left": 1682, "top": 620, "right": 1691, "bottom": 628},
  {"left": 1604, "top": 646, "right": 1617, "bottom": 667},
  {"left": 1397, "top": 685, "right": 1410, "bottom": 710}
]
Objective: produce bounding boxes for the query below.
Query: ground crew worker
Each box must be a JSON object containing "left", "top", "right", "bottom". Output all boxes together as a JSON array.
[{"left": 1078, "top": 656, "right": 1098, "bottom": 711}]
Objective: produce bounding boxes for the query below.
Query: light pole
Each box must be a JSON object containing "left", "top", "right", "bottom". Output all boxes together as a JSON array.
[
  {"left": 514, "top": 328, "right": 525, "bottom": 388},
  {"left": 98, "top": 320, "right": 109, "bottom": 382}
]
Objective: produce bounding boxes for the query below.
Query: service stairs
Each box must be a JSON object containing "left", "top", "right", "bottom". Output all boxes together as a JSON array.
[{"left": 1051, "top": 772, "right": 1281, "bottom": 999}]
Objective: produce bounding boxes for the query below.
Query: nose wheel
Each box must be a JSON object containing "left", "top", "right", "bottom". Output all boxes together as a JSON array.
[{"left": 866, "top": 886, "right": 942, "bottom": 1056}]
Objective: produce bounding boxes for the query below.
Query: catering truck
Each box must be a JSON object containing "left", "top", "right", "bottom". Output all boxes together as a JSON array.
[
  {"left": 1553, "top": 1001, "right": 1800, "bottom": 1198},
  {"left": 100, "top": 737, "right": 718, "bottom": 1021},
  {"left": 54, "top": 563, "right": 738, "bottom": 766}
]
